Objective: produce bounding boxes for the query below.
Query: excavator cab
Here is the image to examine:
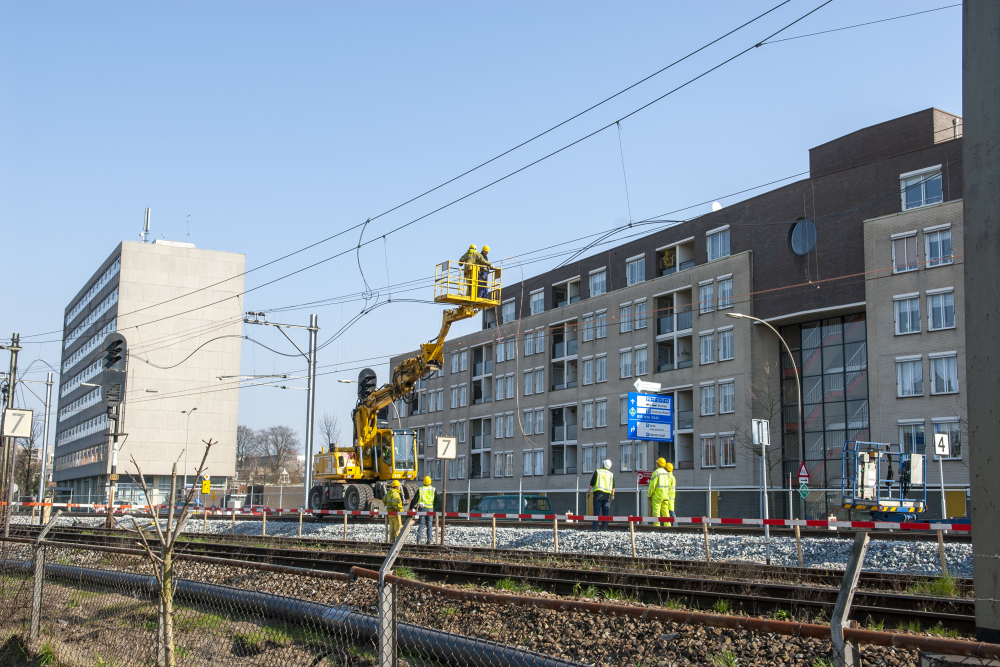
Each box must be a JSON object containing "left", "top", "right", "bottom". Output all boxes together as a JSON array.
[{"left": 373, "top": 428, "right": 418, "bottom": 480}]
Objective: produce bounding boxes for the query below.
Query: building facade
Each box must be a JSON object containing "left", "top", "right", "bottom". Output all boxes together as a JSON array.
[
  {"left": 388, "top": 108, "right": 968, "bottom": 519},
  {"left": 53, "top": 239, "right": 245, "bottom": 505}
]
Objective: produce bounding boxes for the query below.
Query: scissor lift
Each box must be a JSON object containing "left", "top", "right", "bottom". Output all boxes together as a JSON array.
[{"left": 841, "top": 440, "right": 926, "bottom": 521}]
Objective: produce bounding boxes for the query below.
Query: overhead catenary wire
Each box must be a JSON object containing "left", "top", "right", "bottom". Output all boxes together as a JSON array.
[{"left": 760, "top": 3, "right": 960, "bottom": 45}]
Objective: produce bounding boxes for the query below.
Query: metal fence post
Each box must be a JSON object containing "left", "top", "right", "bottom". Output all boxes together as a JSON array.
[
  {"left": 832, "top": 531, "right": 869, "bottom": 667},
  {"left": 378, "top": 516, "right": 415, "bottom": 667},
  {"left": 30, "top": 510, "right": 63, "bottom": 639}
]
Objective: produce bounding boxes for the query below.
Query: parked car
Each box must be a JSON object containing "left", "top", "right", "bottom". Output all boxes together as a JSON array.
[
  {"left": 240, "top": 505, "right": 273, "bottom": 515},
  {"left": 473, "top": 495, "right": 552, "bottom": 520}
]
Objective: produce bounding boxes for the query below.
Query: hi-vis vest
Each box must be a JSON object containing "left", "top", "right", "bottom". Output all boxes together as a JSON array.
[
  {"left": 385, "top": 489, "right": 403, "bottom": 511},
  {"left": 418, "top": 485, "right": 436, "bottom": 508},
  {"left": 594, "top": 468, "right": 614, "bottom": 494},
  {"left": 650, "top": 467, "right": 670, "bottom": 494}
]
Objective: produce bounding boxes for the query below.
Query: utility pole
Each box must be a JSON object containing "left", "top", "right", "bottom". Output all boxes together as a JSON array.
[
  {"left": 963, "top": 0, "right": 1000, "bottom": 644},
  {"left": 241, "top": 312, "right": 319, "bottom": 510},
  {"left": 1, "top": 334, "right": 22, "bottom": 537},
  {"left": 19, "top": 372, "right": 54, "bottom": 526}
]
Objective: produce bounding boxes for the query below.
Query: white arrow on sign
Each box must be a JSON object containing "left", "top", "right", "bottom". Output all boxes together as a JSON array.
[{"left": 633, "top": 378, "right": 661, "bottom": 393}]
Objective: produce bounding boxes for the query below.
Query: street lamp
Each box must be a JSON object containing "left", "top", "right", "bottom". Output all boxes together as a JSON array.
[
  {"left": 181, "top": 408, "right": 197, "bottom": 501},
  {"left": 726, "top": 312, "right": 806, "bottom": 519}
]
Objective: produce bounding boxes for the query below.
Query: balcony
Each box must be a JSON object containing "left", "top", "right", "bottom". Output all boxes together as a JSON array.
[
  {"left": 676, "top": 359, "right": 693, "bottom": 369},
  {"left": 679, "top": 259, "right": 695, "bottom": 272},
  {"left": 677, "top": 410, "right": 693, "bottom": 430},
  {"left": 657, "top": 316, "right": 674, "bottom": 336},
  {"left": 552, "top": 339, "right": 578, "bottom": 359},
  {"left": 551, "top": 424, "right": 578, "bottom": 442},
  {"left": 473, "top": 360, "right": 493, "bottom": 377},
  {"left": 472, "top": 434, "right": 492, "bottom": 451},
  {"left": 471, "top": 471, "right": 491, "bottom": 479},
  {"left": 676, "top": 311, "right": 692, "bottom": 331}
]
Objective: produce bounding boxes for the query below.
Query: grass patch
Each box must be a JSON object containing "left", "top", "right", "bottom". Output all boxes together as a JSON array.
[
  {"left": 712, "top": 649, "right": 738, "bottom": 667},
  {"left": 813, "top": 659, "right": 835, "bottom": 667},
  {"left": 394, "top": 566, "right": 420, "bottom": 581},
  {"left": 666, "top": 598, "right": 683, "bottom": 610},
  {"left": 771, "top": 609, "right": 790, "bottom": 621},
  {"left": 494, "top": 578, "right": 541, "bottom": 594},
  {"left": 896, "top": 619, "right": 922, "bottom": 633},
  {"left": 65, "top": 591, "right": 98, "bottom": 608},
  {"left": 712, "top": 599, "right": 731, "bottom": 615},
  {"left": 602, "top": 588, "right": 636, "bottom": 603},
  {"left": 173, "top": 610, "right": 230, "bottom": 633},
  {"left": 572, "top": 583, "right": 599, "bottom": 599},
  {"left": 908, "top": 575, "right": 957, "bottom": 598},
  {"left": 866, "top": 616, "right": 885, "bottom": 632},
  {"left": 174, "top": 646, "right": 193, "bottom": 659},
  {"left": 926, "top": 622, "right": 960, "bottom": 638},
  {"left": 436, "top": 606, "right": 458, "bottom": 618}
]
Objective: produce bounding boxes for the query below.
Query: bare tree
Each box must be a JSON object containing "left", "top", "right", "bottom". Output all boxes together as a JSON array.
[
  {"left": 729, "top": 355, "right": 785, "bottom": 486},
  {"left": 319, "top": 411, "right": 341, "bottom": 448},
  {"left": 256, "top": 425, "right": 299, "bottom": 483},
  {"left": 14, "top": 421, "right": 42, "bottom": 500},
  {"left": 235, "top": 425, "right": 259, "bottom": 480}
]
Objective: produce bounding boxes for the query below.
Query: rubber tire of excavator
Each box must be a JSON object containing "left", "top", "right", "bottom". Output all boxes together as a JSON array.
[
  {"left": 308, "top": 487, "right": 324, "bottom": 512},
  {"left": 403, "top": 484, "right": 419, "bottom": 509},
  {"left": 356, "top": 485, "right": 374, "bottom": 512}
]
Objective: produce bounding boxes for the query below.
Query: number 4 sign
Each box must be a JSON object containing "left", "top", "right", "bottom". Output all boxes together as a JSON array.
[
  {"left": 934, "top": 433, "right": 950, "bottom": 458},
  {"left": 2, "top": 409, "right": 33, "bottom": 438}
]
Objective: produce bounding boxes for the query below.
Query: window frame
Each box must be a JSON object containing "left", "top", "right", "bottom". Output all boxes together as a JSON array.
[
  {"left": 626, "top": 256, "right": 645, "bottom": 286},
  {"left": 893, "top": 294, "right": 921, "bottom": 335},
  {"left": 707, "top": 227, "right": 730, "bottom": 262},
  {"left": 700, "top": 331, "right": 716, "bottom": 365},
  {"left": 529, "top": 290, "right": 544, "bottom": 315},
  {"left": 927, "top": 289, "right": 956, "bottom": 331},
  {"left": 719, "top": 381, "right": 735, "bottom": 414},
  {"left": 925, "top": 228, "right": 954, "bottom": 268},
  {"left": 620, "top": 304, "right": 633, "bottom": 333},
  {"left": 699, "top": 281, "right": 715, "bottom": 314},
  {"left": 595, "top": 399, "right": 607, "bottom": 428},
  {"left": 891, "top": 233, "right": 919, "bottom": 274},
  {"left": 717, "top": 276, "right": 733, "bottom": 309},
  {"left": 701, "top": 436, "right": 717, "bottom": 468},
  {"left": 595, "top": 310, "right": 607, "bottom": 339},
  {"left": 900, "top": 166, "right": 943, "bottom": 211},
  {"left": 501, "top": 300, "right": 515, "bottom": 324},
  {"left": 932, "top": 419, "right": 962, "bottom": 461},
  {"left": 620, "top": 349, "right": 633, "bottom": 379},
  {"left": 718, "top": 327, "right": 734, "bottom": 361},
  {"left": 595, "top": 355, "right": 607, "bottom": 383},
  {"left": 720, "top": 434, "right": 736, "bottom": 467},
  {"left": 589, "top": 268, "right": 607, "bottom": 297},
  {"left": 700, "top": 383, "right": 716, "bottom": 416},
  {"left": 929, "top": 353, "right": 959, "bottom": 395},
  {"left": 895, "top": 356, "right": 923, "bottom": 398}
]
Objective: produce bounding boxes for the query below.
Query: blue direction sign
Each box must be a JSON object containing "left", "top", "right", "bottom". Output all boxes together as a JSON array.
[{"left": 627, "top": 392, "right": 673, "bottom": 442}]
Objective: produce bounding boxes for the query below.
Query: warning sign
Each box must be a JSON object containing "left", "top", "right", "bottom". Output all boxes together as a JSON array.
[{"left": 797, "top": 461, "right": 810, "bottom": 485}]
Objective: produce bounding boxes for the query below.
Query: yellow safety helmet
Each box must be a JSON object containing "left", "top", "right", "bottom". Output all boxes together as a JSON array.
[
  {"left": 469, "top": 244, "right": 477, "bottom": 251},
  {"left": 666, "top": 462, "right": 674, "bottom": 472},
  {"left": 391, "top": 480, "right": 401, "bottom": 488},
  {"left": 482, "top": 245, "right": 490, "bottom": 254},
  {"left": 656, "top": 457, "right": 667, "bottom": 469},
  {"left": 424, "top": 476, "right": 432, "bottom": 485}
]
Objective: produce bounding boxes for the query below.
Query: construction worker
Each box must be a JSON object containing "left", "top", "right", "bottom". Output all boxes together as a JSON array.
[
  {"left": 588, "top": 459, "right": 615, "bottom": 532},
  {"left": 416, "top": 476, "right": 436, "bottom": 544},
  {"left": 386, "top": 480, "right": 404, "bottom": 542},
  {"left": 459, "top": 244, "right": 482, "bottom": 297},
  {"left": 478, "top": 245, "right": 494, "bottom": 298},
  {"left": 648, "top": 458, "right": 676, "bottom": 527}
]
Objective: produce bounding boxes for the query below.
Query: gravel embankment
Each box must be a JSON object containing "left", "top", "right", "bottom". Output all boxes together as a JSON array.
[{"left": 14, "top": 515, "right": 972, "bottom": 577}]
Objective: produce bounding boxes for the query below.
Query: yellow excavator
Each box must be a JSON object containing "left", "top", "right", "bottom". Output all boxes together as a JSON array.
[{"left": 308, "top": 259, "right": 502, "bottom": 511}]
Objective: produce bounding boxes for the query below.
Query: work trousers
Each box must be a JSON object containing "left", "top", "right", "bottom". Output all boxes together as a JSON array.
[
  {"left": 591, "top": 497, "right": 611, "bottom": 531},
  {"left": 650, "top": 496, "right": 674, "bottom": 527},
  {"left": 416, "top": 512, "right": 435, "bottom": 544},
  {"left": 388, "top": 514, "right": 402, "bottom": 542}
]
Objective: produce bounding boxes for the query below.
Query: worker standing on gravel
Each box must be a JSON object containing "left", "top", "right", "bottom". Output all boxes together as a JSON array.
[
  {"left": 416, "top": 476, "right": 436, "bottom": 544},
  {"left": 648, "top": 458, "right": 676, "bottom": 528},
  {"left": 588, "top": 459, "right": 615, "bottom": 532},
  {"left": 386, "top": 480, "right": 404, "bottom": 542}
]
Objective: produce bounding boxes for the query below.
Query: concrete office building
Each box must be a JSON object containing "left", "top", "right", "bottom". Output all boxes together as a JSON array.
[
  {"left": 53, "top": 239, "right": 245, "bottom": 505},
  {"left": 390, "top": 108, "right": 969, "bottom": 519}
]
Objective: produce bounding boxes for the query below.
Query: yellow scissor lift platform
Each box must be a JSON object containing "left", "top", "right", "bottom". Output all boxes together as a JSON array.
[{"left": 434, "top": 260, "right": 502, "bottom": 307}]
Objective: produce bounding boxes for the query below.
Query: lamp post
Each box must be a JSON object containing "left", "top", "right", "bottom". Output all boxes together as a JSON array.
[
  {"left": 726, "top": 313, "right": 806, "bottom": 520},
  {"left": 181, "top": 408, "right": 197, "bottom": 501}
]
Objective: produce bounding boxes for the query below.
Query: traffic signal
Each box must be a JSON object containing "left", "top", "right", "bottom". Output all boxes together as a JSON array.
[
  {"left": 358, "top": 368, "right": 377, "bottom": 400},
  {"left": 101, "top": 333, "right": 128, "bottom": 408}
]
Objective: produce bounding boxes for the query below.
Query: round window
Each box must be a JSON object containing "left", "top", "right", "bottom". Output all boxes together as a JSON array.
[{"left": 790, "top": 218, "right": 817, "bottom": 255}]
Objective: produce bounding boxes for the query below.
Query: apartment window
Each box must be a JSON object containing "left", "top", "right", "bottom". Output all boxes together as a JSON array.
[
  {"left": 926, "top": 229, "right": 953, "bottom": 267},
  {"left": 620, "top": 442, "right": 633, "bottom": 471},
  {"left": 535, "top": 409, "right": 544, "bottom": 434},
  {"left": 589, "top": 269, "right": 606, "bottom": 297},
  {"left": 524, "top": 371, "right": 533, "bottom": 396},
  {"left": 901, "top": 169, "right": 943, "bottom": 210},
  {"left": 701, "top": 437, "right": 717, "bottom": 467},
  {"left": 529, "top": 291, "right": 544, "bottom": 315},
  {"left": 505, "top": 414, "right": 514, "bottom": 438},
  {"left": 899, "top": 422, "right": 926, "bottom": 454},
  {"left": 582, "top": 314, "right": 594, "bottom": 342},
  {"left": 582, "top": 358, "right": 594, "bottom": 385},
  {"left": 534, "top": 450, "right": 545, "bottom": 476},
  {"left": 634, "top": 300, "right": 647, "bottom": 329},
  {"left": 595, "top": 355, "right": 607, "bottom": 383},
  {"left": 701, "top": 384, "right": 716, "bottom": 416},
  {"left": 458, "top": 420, "right": 466, "bottom": 443},
  {"left": 524, "top": 332, "right": 534, "bottom": 357},
  {"left": 700, "top": 332, "right": 715, "bottom": 364},
  {"left": 505, "top": 374, "right": 515, "bottom": 399},
  {"left": 534, "top": 329, "right": 545, "bottom": 355},
  {"left": 505, "top": 337, "right": 516, "bottom": 360},
  {"left": 699, "top": 283, "right": 714, "bottom": 314},
  {"left": 894, "top": 296, "right": 920, "bottom": 335},
  {"left": 718, "top": 278, "right": 733, "bottom": 309},
  {"left": 505, "top": 452, "right": 514, "bottom": 477},
  {"left": 896, "top": 358, "right": 923, "bottom": 397},
  {"left": 892, "top": 234, "right": 919, "bottom": 273},
  {"left": 582, "top": 446, "right": 594, "bottom": 473},
  {"left": 582, "top": 402, "right": 594, "bottom": 429},
  {"left": 450, "top": 387, "right": 458, "bottom": 409},
  {"left": 596, "top": 400, "right": 607, "bottom": 428},
  {"left": 437, "top": 389, "right": 444, "bottom": 411},
  {"left": 451, "top": 353, "right": 459, "bottom": 374},
  {"left": 707, "top": 228, "right": 730, "bottom": 261},
  {"left": 635, "top": 347, "right": 648, "bottom": 376},
  {"left": 523, "top": 451, "right": 533, "bottom": 476},
  {"left": 626, "top": 257, "right": 645, "bottom": 286},
  {"left": 534, "top": 368, "right": 544, "bottom": 394},
  {"left": 495, "top": 377, "right": 504, "bottom": 401},
  {"left": 449, "top": 422, "right": 457, "bottom": 438},
  {"left": 593, "top": 444, "right": 607, "bottom": 468},
  {"left": 448, "top": 458, "right": 457, "bottom": 480},
  {"left": 930, "top": 354, "right": 959, "bottom": 394},
  {"left": 502, "top": 301, "right": 515, "bottom": 324},
  {"left": 720, "top": 435, "right": 736, "bottom": 467},
  {"left": 620, "top": 305, "right": 632, "bottom": 333},
  {"left": 620, "top": 350, "right": 633, "bottom": 378},
  {"left": 928, "top": 291, "right": 955, "bottom": 330},
  {"left": 494, "top": 453, "right": 504, "bottom": 478},
  {"left": 620, "top": 397, "right": 628, "bottom": 426},
  {"left": 933, "top": 420, "right": 962, "bottom": 460},
  {"left": 457, "top": 456, "right": 466, "bottom": 479},
  {"left": 460, "top": 350, "right": 468, "bottom": 372},
  {"left": 719, "top": 381, "right": 735, "bottom": 414},
  {"left": 719, "top": 328, "right": 734, "bottom": 361},
  {"left": 496, "top": 340, "right": 505, "bottom": 363}
]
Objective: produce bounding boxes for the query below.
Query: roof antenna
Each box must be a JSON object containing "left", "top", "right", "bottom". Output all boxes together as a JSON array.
[
  {"left": 140, "top": 208, "right": 151, "bottom": 243},
  {"left": 186, "top": 214, "right": 191, "bottom": 242}
]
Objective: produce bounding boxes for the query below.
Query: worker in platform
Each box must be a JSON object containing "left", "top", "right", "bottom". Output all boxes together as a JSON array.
[
  {"left": 459, "top": 244, "right": 494, "bottom": 298},
  {"left": 386, "top": 480, "right": 404, "bottom": 542},
  {"left": 588, "top": 459, "right": 615, "bottom": 532},
  {"left": 478, "top": 245, "right": 495, "bottom": 298},
  {"left": 416, "top": 475, "right": 436, "bottom": 544},
  {"left": 648, "top": 458, "right": 676, "bottom": 528}
]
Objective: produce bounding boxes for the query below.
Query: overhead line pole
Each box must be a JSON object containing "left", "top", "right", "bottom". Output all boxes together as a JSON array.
[
  {"left": 1, "top": 334, "right": 22, "bottom": 537},
  {"left": 19, "top": 373, "right": 54, "bottom": 526}
]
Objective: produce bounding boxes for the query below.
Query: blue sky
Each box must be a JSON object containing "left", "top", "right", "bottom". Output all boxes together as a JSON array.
[{"left": 1, "top": 1, "right": 962, "bottom": 451}]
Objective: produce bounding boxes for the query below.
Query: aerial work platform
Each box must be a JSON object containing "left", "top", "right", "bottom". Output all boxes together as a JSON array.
[{"left": 434, "top": 260, "right": 502, "bottom": 307}]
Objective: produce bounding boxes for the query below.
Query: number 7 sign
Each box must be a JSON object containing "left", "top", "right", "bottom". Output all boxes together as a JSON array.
[{"left": 3, "top": 409, "right": 33, "bottom": 438}]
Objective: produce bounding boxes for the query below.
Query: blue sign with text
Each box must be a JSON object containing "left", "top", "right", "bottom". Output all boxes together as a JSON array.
[{"left": 626, "top": 392, "right": 673, "bottom": 443}]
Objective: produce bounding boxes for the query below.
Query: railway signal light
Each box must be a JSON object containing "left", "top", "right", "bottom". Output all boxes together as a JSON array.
[
  {"left": 358, "top": 368, "right": 377, "bottom": 400},
  {"left": 101, "top": 333, "right": 128, "bottom": 408}
]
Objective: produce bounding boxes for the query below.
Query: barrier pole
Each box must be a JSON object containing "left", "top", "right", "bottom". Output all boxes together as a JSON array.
[
  {"left": 298, "top": 509, "right": 303, "bottom": 537},
  {"left": 343, "top": 513, "right": 348, "bottom": 540},
  {"left": 938, "top": 530, "right": 948, "bottom": 576},
  {"left": 795, "top": 524, "right": 803, "bottom": 568},
  {"left": 231, "top": 509, "right": 236, "bottom": 534},
  {"left": 491, "top": 516, "right": 496, "bottom": 550},
  {"left": 262, "top": 510, "right": 266, "bottom": 536},
  {"left": 629, "top": 517, "right": 636, "bottom": 558},
  {"left": 702, "top": 519, "right": 711, "bottom": 563},
  {"left": 202, "top": 509, "right": 207, "bottom": 533},
  {"left": 553, "top": 517, "right": 559, "bottom": 554}
]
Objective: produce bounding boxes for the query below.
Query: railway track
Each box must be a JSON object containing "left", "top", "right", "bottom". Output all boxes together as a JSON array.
[{"left": 8, "top": 525, "right": 975, "bottom": 633}]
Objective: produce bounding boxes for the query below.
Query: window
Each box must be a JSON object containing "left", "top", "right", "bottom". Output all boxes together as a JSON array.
[
  {"left": 520, "top": 410, "right": 532, "bottom": 436},
  {"left": 523, "top": 451, "right": 533, "bottom": 476},
  {"left": 634, "top": 301, "right": 647, "bottom": 329},
  {"left": 458, "top": 420, "right": 466, "bottom": 443},
  {"left": 449, "top": 422, "right": 457, "bottom": 438},
  {"left": 635, "top": 442, "right": 646, "bottom": 472},
  {"left": 524, "top": 371, "right": 533, "bottom": 396},
  {"left": 926, "top": 229, "right": 953, "bottom": 267},
  {"left": 719, "top": 328, "right": 734, "bottom": 361},
  {"left": 928, "top": 291, "right": 955, "bottom": 330},
  {"left": 894, "top": 296, "right": 920, "bottom": 334},
  {"left": 459, "top": 385, "right": 467, "bottom": 407},
  {"left": 620, "top": 443, "right": 633, "bottom": 471},
  {"left": 699, "top": 283, "right": 714, "bottom": 314},
  {"left": 583, "top": 358, "right": 594, "bottom": 385},
  {"left": 595, "top": 444, "right": 607, "bottom": 467},
  {"left": 502, "top": 301, "right": 515, "bottom": 324},
  {"left": 582, "top": 403, "right": 594, "bottom": 429},
  {"left": 892, "top": 234, "right": 919, "bottom": 273},
  {"left": 719, "top": 381, "right": 735, "bottom": 414},
  {"left": 899, "top": 422, "right": 926, "bottom": 454},
  {"left": 450, "top": 387, "right": 458, "bottom": 409},
  {"left": 930, "top": 354, "right": 959, "bottom": 394},
  {"left": 530, "top": 291, "right": 544, "bottom": 315},
  {"left": 506, "top": 375, "right": 515, "bottom": 399},
  {"left": 901, "top": 169, "right": 943, "bottom": 210},
  {"left": 437, "top": 389, "right": 444, "bottom": 411},
  {"left": 505, "top": 452, "right": 514, "bottom": 477},
  {"left": 595, "top": 356, "right": 607, "bottom": 383},
  {"left": 505, "top": 337, "right": 516, "bottom": 360},
  {"left": 626, "top": 257, "right": 645, "bottom": 286},
  {"left": 635, "top": 347, "right": 647, "bottom": 375},
  {"left": 718, "top": 278, "right": 733, "bottom": 309},
  {"left": 457, "top": 456, "right": 466, "bottom": 479},
  {"left": 720, "top": 435, "right": 735, "bottom": 467},
  {"left": 700, "top": 332, "right": 715, "bottom": 364},
  {"left": 448, "top": 458, "right": 457, "bottom": 480},
  {"left": 596, "top": 311, "right": 607, "bottom": 338},
  {"left": 494, "top": 453, "right": 504, "bottom": 478},
  {"left": 620, "top": 305, "right": 632, "bottom": 333},
  {"left": 534, "top": 450, "right": 545, "bottom": 476},
  {"left": 534, "top": 368, "right": 544, "bottom": 394},
  {"left": 582, "top": 446, "right": 594, "bottom": 473},
  {"left": 451, "top": 353, "right": 459, "bottom": 374},
  {"left": 933, "top": 420, "right": 962, "bottom": 460},
  {"left": 534, "top": 409, "right": 544, "bottom": 434},
  {"left": 620, "top": 350, "right": 633, "bottom": 378},
  {"left": 524, "top": 332, "right": 533, "bottom": 356},
  {"left": 708, "top": 228, "right": 730, "bottom": 261},
  {"left": 701, "top": 385, "right": 716, "bottom": 416},
  {"left": 582, "top": 315, "right": 594, "bottom": 342},
  {"left": 496, "top": 340, "right": 505, "bottom": 363},
  {"left": 589, "top": 269, "right": 606, "bottom": 297},
  {"left": 701, "top": 437, "right": 717, "bottom": 467},
  {"left": 495, "top": 377, "right": 504, "bottom": 401},
  {"left": 534, "top": 329, "right": 544, "bottom": 355},
  {"left": 505, "top": 414, "right": 514, "bottom": 438},
  {"left": 596, "top": 400, "right": 607, "bottom": 428},
  {"left": 460, "top": 350, "right": 468, "bottom": 372},
  {"left": 896, "top": 358, "right": 923, "bottom": 397}
]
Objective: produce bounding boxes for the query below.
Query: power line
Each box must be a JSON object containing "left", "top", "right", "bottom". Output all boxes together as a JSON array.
[{"left": 760, "top": 3, "right": 960, "bottom": 45}]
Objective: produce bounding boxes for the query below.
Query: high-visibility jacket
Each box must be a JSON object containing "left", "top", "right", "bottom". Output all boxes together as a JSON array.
[
  {"left": 418, "top": 485, "right": 436, "bottom": 508},
  {"left": 460, "top": 249, "right": 493, "bottom": 271},
  {"left": 594, "top": 468, "right": 614, "bottom": 494},
  {"left": 385, "top": 488, "right": 403, "bottom": 511},
  {"left": 648, "top": 467, "right": 670, "bottom": 497}
]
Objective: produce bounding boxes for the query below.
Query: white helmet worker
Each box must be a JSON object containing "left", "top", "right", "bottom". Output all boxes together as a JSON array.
[{"left": 603, "top": 459, "right": 613, "bottom": 469}]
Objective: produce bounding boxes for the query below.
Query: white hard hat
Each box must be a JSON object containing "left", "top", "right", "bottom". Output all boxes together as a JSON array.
[{"left": 604, "top": 459, "right": 613, "bottom": 469}]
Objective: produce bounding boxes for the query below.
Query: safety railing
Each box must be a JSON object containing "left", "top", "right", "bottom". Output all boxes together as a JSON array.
[{"left": 434, "top": 260, "right": 502, "bottom": 307}]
